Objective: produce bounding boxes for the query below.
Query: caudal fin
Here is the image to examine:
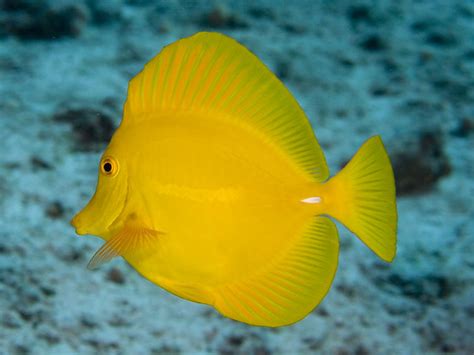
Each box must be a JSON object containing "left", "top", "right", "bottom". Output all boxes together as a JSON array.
[{"left": 323, "top": 136, "right": 397, "bottom": 262}]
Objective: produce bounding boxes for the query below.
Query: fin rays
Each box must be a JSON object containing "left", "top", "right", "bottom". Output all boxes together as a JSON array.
[
  {"left": 123, "top": 32, "right": 329, "bottom": 181},
  {"left": 212, "top": 216, "right": 339, "bottom": 327},
  {"left": 87, "top": 227, "right": 160, "bottom": 270}
]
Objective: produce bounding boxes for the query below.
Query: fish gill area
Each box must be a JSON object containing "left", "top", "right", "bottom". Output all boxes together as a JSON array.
[{"left": 0, "top": 0, "right": 473, "bottom": 354}]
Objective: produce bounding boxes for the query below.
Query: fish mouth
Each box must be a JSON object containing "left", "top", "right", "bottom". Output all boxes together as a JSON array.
[
  {"left": 71, "top": 214, "right": 87, "bottom": 235},
  {"left": 71, "top": 177, "right": 130, "bottom": 237}
]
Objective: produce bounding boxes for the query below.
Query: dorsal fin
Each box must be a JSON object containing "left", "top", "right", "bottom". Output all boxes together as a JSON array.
[{"left": 123, "top": 32, "right": 329, "bottom": 181}]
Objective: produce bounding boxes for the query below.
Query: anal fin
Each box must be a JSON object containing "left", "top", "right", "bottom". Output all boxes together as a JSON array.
[
  {"left": 87, "top": 226, "right": 161, "bottom": 270},
  {"left": 212, "top": 216, "right": 339, "bottom": 327}
]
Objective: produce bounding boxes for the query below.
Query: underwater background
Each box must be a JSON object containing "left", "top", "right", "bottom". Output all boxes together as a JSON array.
[{"left": 0, "top": 0, "right": 473, "bottom": 354}]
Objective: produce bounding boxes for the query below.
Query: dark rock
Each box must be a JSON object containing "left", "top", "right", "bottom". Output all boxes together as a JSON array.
[
  {"left": 392, "top": 131, "right": 451, "bottom": 195},
  {"left": 451, "top": 117, "right": 474, "bottom": 137},
  {"left": 431, "top": 78, "right": 470, "bottom": 103},
  {"left": 146, "top": 8, "right": 172, "bottom": 35},
  {"left": 380, "top": 58, "right": 399, "bottom": 74},
  {"left": 86, "top": 0, "right": 122, "bottom": 25},
  {"left": 45, "top": 200, "right": 64, "bottom": 219},
  {"left": 108, "top": 314, "right": 130, "bottom": 327},
  {"left": 376, "top": 272, "right": 453, "bottom": 303},
  {"left": 426, "top": 31, "right": 458, "bottom": 47},
  {"left": 219, "top": 333, "right": 271, "bottom": 355},
  {"left": 16, "top": 307, "right": 34, "bottom": 321},
  {"left": 0, "top": 243, "right": 8, "bottom": 254},
  {"left": 466, "top": 304, "right": 474, "bottom": 317},
  {"left": 2, "top": 312, "right": 22, "bottom": 329},
  {"left": 53, "top": 107, "right": 115, "bottom": 151},
  {"left": 30, "top": 156, "right": 52, "bottom": 170},
  {"left": 200, "top": 5, "right": 247, "bottom": 29},
  {"left": 247, "top": 6, "right": 275, "bottom": 20},
  {"left": 1, "top": 0, "right": 44, "bottom": 13},
  {"left": 2, "top": 3, "right": 89, "bottom": 40},
  {"left": 370, "top": 86, "right": 390, "bottom": 97},
  {"left": 387, "top": 323, "right": 398, "bottom": 335},
  {"left": 125, "top": 0, "right": 154, "bottom": 5},
  {"left": 281, "top": 23, "right": 307, "bottom": 34},
  {"left": 101, "top": 97, "right": 121, "bottom": 113},
  {"left": 355, "top": 344, "right": 370, "bottom": 355},
  {"left": 37, "top": 326, "right": 60, "bottom": 345},
  {"left": 335, "top": 283, "right": 356, "bottom": 298},
  {"left": 303, "top": 336, "right": 324, "bottom": 350},
  {"left": 0, "top": 176, "right": 8, "bottom": 205},
  {"left": 347, "top": 5, "right": 376, "bottom": 27},
  {"left": 411, "top": 19, "right": 431, "bottom": 32},
  {"left": 106, "top": 267, "right": 125, "bottom": 284},
  {"left": 0, "top": 270, "right": 46, "bottom": 322},
  {"left": 417, "top": 317, "right": 467, "bottom": 353},
  {"left": 227, "top": 335, "right": 244, "bottom": 347},
  {"left": 253, "top": 346, "right": 271, "bottom": 355},
  {"left": 464, "top": 48, "right": 474, "bottom": 60},
  {"left": 275, "top": 59, "right": 290, "bottom": 80},
  {"left": 411, "top": 19, "right": 458, "bottom": 47},
  {"left": 23, "top": 287, "right": 41, "bottom": 304},
  {"left": 359, "top": 34, "right": 387, "bottom": 52},
  {"left": 315, "top": 306, "right": 329, "bottom": 317},
  {"left": 150, "top": 345, "right": 180, "bottom": 355},
  {"left": 55, "top": 245, "right": 85, "bottom": 263},
  {"left": 80, "top": 314, "right": 99, "bottom": 328},
  {"left": 84, "top": 337, "right": 119, "bottom": 351},
  {"left": 39, "top": 285, "right": 55, "bottom": 297},
  {"left": 337, "top": 57, "right": 355, "bottom": 68},
  {"left": 13, "top": 344, "right": 31, "bottom": 355}
]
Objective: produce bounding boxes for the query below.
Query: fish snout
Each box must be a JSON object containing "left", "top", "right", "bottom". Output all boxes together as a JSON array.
[{"left": 71, "top": 213, "right": 87, "bottom": 235}]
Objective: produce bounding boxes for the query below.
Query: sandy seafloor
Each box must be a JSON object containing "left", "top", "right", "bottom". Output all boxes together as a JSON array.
[{"left": 1, "top": 0, "right": 473, "bottom": 354}]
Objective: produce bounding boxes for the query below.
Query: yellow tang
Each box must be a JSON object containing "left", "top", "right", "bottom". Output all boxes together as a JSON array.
[{"left": 71, "top": 32, "right": 397, "bottom": 327}]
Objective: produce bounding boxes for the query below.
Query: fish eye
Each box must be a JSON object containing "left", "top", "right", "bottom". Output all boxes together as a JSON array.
[{"left": 100, "top": 157, "right": 118, "bottom": 176}]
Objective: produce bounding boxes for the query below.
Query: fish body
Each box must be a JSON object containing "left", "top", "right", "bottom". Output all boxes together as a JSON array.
[{"left": 72, "top": 32, "right": 397, "bottom": 327}]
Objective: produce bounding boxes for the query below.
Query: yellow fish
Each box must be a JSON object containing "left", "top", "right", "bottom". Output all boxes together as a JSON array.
[{"left": 71, "top": 32, "right": 397, "bottom": 327}]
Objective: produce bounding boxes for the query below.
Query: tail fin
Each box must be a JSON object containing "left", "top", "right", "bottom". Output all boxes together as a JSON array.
[{"left": 322, "top": 136, "right": 397, "bottom": 262}]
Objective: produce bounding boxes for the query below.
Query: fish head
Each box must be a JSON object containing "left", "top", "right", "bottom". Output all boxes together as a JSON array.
[{"left": 71, "top": 138, "right": 129, "bottom": 237}]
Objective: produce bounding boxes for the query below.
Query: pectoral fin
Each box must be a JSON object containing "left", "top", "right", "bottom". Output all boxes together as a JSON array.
[{"left": 87, "top": 226, "right": 161, "bottom": 270}]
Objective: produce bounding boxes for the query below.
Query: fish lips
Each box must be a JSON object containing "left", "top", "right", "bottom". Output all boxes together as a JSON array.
[{"left": 71, "top": 177, "right": 129, "bottom": 237}]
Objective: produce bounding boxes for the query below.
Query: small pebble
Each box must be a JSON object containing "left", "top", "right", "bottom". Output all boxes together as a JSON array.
[
  {"left": 30, "top": 156, "right": 52, "bottom": 170},
  {"left": 13, "top": 344, "right": 30, "bottom": 355},
  {"left": 80, "top": 314, "right": 99, "bottom": 328},
  {"left": 45, "top": 201, "right": 64, "bottom": 219},
  {"left": 426, "top": 31, "right": 457, "bottom": 47},
  {"left": 316, "top": 306, "right": 329, "bottom": 317},
  {"left": 347, "top": 5, "right": 374, "bottom": 25},
  {"left": 40, "top": 285, "right": 56, "bottom": 297},
  {"left": 281, "top": 23, "right": 307, "bottom": 34},
  {"left": 201, "top": 4, "right": 247, "bottom": 28},
  {"left": 451, "top": 117, "right": 473, "bottom": 137},
  {"left": 392, "top": 131, "right": 451, "bottom": 195},
  {"left": 107, "top": 267, "right": 125, "bottom": 284},
  {"left": 37, "top": 325, "right": 60, "bottom": 345},
  {"left": 247, "top": 6, "right": 275, "bottom": 20},
  {"left": 3, "top": 3, "right": 89, "bottom": 40},
  {"left": 227, "top": 335, "right": 244, "bottom": 347},
  {"left": 53, "top": 107, "right": 115, "bottom": 151},
  {"left": 359, "top": 34, "right": 387, "bottom": 52},
  {"left": 2, "top": 312, "right": 22, "bottom": 329}
]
